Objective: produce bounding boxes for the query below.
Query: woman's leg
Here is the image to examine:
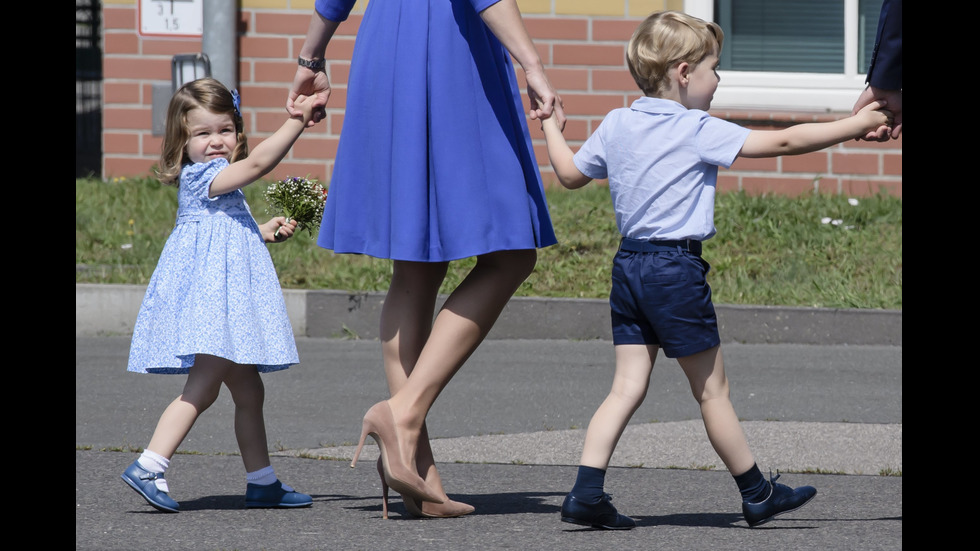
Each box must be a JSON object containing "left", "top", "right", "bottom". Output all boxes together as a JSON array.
[
  {"left": 379, "top": 260, "right": 448, "bottom": 495},
  {"left": 677, "top": 345, "right": 755, "bottom": 475},
  {"left": 384, "top": 249, "right": 537, "bottom": 471},
  {"left": 578, "top": 344, "right": 656, "bottom": 469},
  {"left": 145, "top": 354, "right": 227, "bottom": 459}
]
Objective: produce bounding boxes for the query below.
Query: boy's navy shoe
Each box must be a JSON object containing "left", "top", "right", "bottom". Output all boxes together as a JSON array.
[
  {"left": 245, "top": 480, "right": 313, "bottom": 508},
  {"left": 742, "top": 473, "right": 816, "bottom": 527},
  {"left": 121, "top": 460, "right": 179, "bottom": 513},
  {"left": 560, "top": 493, "right": 636, "bottom": 530}
]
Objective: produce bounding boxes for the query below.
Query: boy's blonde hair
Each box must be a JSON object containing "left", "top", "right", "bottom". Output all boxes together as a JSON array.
[
  {"left": 156, "top": 77, "right": 248, "bottom": 186},
  {"left": 627, "top": 11, "right": 724, "bottom": 97}
]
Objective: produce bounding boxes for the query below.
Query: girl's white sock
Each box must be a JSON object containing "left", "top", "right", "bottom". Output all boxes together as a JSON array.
[
  {"left": 137, "top": 449, "right": 169, "bottom": 473},
  {"left": 246, "top": 465, "right": 278, "bottom": 487}
]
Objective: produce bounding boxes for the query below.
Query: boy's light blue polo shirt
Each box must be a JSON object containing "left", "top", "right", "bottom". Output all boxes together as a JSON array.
[{"left": 573, "top": 97, "right": 750, "bottom": 242}]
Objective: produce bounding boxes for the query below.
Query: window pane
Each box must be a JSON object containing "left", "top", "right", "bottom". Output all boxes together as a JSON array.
[
  {"left": 715, "top": 0, "right": 844, "bottom": 73},
  {"left": 859, "top": 0, "right": 884, "bottom": 74}
]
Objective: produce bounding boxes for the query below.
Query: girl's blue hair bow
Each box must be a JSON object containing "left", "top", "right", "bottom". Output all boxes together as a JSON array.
[{"left": 231, "top": 89, "right": 242, "bottom": 117}]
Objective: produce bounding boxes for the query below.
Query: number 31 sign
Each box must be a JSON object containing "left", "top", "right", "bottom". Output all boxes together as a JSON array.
[{"left": 139, "top": 0, "right": 204, "bottom": 38}]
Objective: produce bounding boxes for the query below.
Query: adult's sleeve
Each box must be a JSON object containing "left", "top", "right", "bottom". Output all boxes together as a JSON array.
[
  {"left": 471, "top": 0, "right": 503, "bottom": 13},
  {"left": 315, "top": 0, "right": 358, "bottom": 22},
  {"left": 866, "top": 0, "right": 902, "bottom": 90}
]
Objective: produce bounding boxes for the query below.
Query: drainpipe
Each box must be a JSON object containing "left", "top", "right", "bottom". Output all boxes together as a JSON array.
[{"left": 203, "top": 0, "right": 237, "bottom": 90}]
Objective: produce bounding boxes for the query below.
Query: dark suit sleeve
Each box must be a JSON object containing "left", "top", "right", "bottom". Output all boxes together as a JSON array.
[{"left": 866, "top": 0, "right": 902, "bottom": 90}]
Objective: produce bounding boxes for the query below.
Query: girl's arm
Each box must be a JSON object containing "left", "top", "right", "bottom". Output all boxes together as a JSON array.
[
  {"left": 540, "top": 116, "right": 591, "bottom": 190},
  {"left": 210, "top": 97, "right": 316, "bottom": 197},
  {"left": 478, "top": 0, "right": 565, "bottom": 127},
  {"left": 739, "top": 101, "right": 892, "bottom": 158}
]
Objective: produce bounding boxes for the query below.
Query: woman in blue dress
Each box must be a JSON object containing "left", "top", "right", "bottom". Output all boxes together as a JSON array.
[{"left": 288, "top": 0, "right": 565, "bottom": 518}]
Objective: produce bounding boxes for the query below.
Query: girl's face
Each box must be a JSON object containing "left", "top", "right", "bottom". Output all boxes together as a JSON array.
[
  {"left": 684, "top": 45, "right": 721, "bottom": 111},
  {"left": 184, "top": 107, "right": 237, "bottom": 164}
]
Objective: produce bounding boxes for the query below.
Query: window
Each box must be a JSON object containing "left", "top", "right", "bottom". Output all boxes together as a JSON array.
[{"left": 684, "top": 0, "right": 883, "bottom": 112}]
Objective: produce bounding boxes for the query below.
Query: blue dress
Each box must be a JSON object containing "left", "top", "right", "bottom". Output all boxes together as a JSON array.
[
  {"left": 127, "top": 159, "right": 299, "bottom": 374},
  {"left": 315, "top": 0, "right": 557, "bottom": 261}
]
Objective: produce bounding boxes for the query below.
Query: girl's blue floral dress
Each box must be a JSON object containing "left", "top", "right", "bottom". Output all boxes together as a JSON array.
[{"left": 127, "top": 158, "right": 299, "bottom": 374}]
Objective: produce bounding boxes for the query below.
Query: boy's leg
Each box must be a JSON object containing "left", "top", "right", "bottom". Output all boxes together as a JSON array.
[
  {"left": 560, "top": 344, "right": 653, "bottom": 530},
  {"left": 676, "top": 345, "right": 755, "bottom": 475},
  {"left": 579, "top": 344, "right": 657, "bottom": 469},
  {"left": 677, "top": 345, "right": 816, "bottom": 526}
]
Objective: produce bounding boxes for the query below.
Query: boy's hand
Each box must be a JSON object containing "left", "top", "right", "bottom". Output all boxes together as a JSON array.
[{"left": 856, "top": 100, "right": 894, "bottom": 138}]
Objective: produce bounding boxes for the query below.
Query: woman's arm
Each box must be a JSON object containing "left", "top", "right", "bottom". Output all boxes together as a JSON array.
[{"left": 478, "top": 0, "right": 565, "bottom": 127}]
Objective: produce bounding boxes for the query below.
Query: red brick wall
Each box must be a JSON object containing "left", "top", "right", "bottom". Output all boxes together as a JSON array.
[{"left": 99, "top": 1, "right": 902, "bottom": 198}]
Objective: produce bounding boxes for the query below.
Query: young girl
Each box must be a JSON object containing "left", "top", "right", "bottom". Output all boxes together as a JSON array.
[
  {"left": 538, "top": 11, "right": 892, "bottom": 529},
  {"left": 121, "top": 77, "right": 317, "bottom": 513}
]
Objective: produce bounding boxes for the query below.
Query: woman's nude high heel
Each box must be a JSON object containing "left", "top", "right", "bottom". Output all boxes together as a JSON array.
[
  {"left": 376, "top": 457, "right": 475, "bottom": 519},
  {"left": 351, "top": 401, "right": 443, "bottom": 505},
  {"left": 403, "top": 495, "right": 476, "bottom": 518}
]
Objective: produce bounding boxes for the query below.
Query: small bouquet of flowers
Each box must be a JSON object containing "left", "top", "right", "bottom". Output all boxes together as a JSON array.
[{"left": 265, "top": 176, "right": 327, "bottom": 238}]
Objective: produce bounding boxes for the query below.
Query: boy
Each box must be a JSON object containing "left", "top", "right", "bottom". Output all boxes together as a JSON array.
[{"left": 537, "top": 11, "right": 892, "bottom": 529}]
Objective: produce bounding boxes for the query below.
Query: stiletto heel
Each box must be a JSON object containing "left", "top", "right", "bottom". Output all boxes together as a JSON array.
[
  {"left": 376, "top": 458, "right": 390, "bottom": 519},
  {"left": 351, "top": 401, "right": 443, "bottom": 504}
]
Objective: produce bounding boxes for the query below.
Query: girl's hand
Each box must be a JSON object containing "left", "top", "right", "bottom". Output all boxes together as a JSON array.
[
  {"left": 262, "top": 217, "right": 298, "bottom": 243},
  {"left": 291, "top": 94, "right": 317, "bottom": 126},
  {"left": 288, "top": 67, "right": 331, "bottom": 127}
]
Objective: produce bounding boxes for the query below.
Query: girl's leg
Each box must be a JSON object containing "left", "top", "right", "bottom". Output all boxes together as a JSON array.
[
  {"left": 122, "top": 354, "right": 227, "bottom": 512},
  {"left": 384, "top": 249, "right": 537, "bottom": 474},
  {"left": 145, "top": 354, "right": 227, "bottom": 459},
  {"left": 579, "top": 344, "right": 656, "bottom": 469},
  {"left": 220, "top": 358, "right": 270, "bottom": 473},
  {"left": 379, "top": 260, "right": 450, "bottom": 497},
  {"left": 222, "top": 357, "right": 313, "bottom": 508},
  {"left": 676, "top": 345, "right": 755, "bottom": 476}
]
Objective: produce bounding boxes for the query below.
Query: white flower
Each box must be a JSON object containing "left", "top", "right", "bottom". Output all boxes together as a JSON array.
[
  {"left": 848, "top": 198, "right": 859, "bottom": 206},
  {"left": 121, "top": 243, "right": 133, "bottom": 250},
  {"left": 821, "top": 217, "right": 832, "bottom": 224}
]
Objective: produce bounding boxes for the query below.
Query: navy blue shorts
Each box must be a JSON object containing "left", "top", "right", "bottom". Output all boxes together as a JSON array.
[{"left": 609, "top": 238, "right": 721, "bottom": 358}]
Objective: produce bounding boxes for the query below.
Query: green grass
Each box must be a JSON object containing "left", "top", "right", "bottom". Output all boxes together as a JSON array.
[{"left": 76, "top": 176, "right": 902, "bottom": 310}]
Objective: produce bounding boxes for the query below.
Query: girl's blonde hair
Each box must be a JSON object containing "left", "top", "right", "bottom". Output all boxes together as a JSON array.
[
  {"left": 156, "top": 77, "right": 248, "bottom": 186},
  {"left": 627, "top": 11, "right": 724, "bottom": 97}
]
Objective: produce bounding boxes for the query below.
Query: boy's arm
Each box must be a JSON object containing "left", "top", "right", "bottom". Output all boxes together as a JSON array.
[
  {"left": 739, "top": 101, "right": 892, "bottom": 158},
  {"left": 541, "top": 116, "right": 591, "bottom": 190}
]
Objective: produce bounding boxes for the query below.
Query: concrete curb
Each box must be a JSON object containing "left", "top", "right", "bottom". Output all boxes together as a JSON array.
[{"left": 76, "top": 283, "right": 902, "bottom": 346}]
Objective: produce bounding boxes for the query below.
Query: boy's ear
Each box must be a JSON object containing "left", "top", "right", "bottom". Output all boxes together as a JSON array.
[{"left": 676, "top": 62, "right": 691, "bottom": 87}]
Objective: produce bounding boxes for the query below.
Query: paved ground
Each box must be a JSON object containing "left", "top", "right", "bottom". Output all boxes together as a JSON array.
[{"left": 76, "top": 334, "right": 902, "bottom": 550}]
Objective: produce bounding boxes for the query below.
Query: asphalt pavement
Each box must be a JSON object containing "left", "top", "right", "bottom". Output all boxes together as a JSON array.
[{"left": 76, "top": 286, "right": 902, "bottom": 550}]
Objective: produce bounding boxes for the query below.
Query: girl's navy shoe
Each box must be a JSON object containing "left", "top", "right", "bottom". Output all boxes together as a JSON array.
[
  {"left": 244, "top": 480, "right": 313, "bottom": 508},
  {"left": 742, "top": 472, "right": 816, "bottom": 527},
  {"left": 560, "top": 493, "right": 636, "bottom": 530},
  {"left": 121, "top": 460, "right": 179, "bottom": 513}
]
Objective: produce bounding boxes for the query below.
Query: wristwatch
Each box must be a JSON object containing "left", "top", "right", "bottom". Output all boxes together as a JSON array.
[{"left": 297, "top": 56, "right": 326, "bottom": 71}]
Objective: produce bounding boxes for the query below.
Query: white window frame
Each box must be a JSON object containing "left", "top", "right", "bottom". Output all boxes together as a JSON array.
[{"left": 685, "top": 0, "right": 868, "bottom": 112}]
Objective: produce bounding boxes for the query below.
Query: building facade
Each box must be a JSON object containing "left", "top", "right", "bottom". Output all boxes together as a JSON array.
[{"left": 89, "top": 0, "right": 902, "bottom": 197}]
